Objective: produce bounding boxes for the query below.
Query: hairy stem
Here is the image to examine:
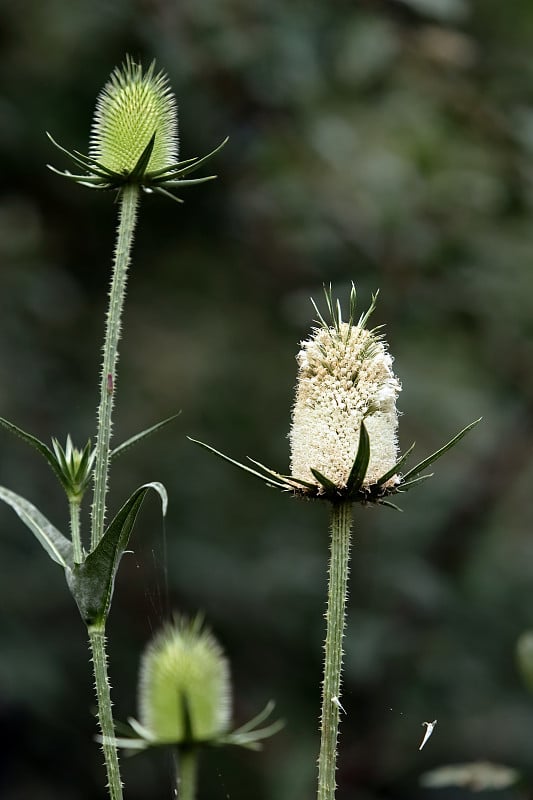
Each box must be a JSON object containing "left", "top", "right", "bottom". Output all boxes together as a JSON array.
[
  {"left": 91, "top": 184, "right": 140, "bottom": 549},
  {"left": 317, "top": 500, "right": 353, "bottom": 800},
  {"left": 69, "top": 497, "right": 83, "bottom": 564},
  {"left": 88, "top": 183, "right": 140, "bottom": 799},
  {"left": 89, "top": 625, "right": 123, "bottom": 800},
  {"left": 177, "top": 747, "right": 199, "bottom": 800}
]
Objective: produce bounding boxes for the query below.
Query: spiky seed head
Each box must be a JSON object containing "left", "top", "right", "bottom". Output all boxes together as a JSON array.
[
  {"left": 89, "top": 55, "right": 178, "bottom": 176},
  {"left": 138, "top": 616, "right": 231, "bottom": 744},
  {"left": 290, "top": 319, "right": 401, "bottom": 489}
]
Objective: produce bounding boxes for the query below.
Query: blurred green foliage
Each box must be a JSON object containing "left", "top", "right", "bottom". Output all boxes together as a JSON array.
[{"left": 2, "top": 1, "right": 533, "bottom": 798}]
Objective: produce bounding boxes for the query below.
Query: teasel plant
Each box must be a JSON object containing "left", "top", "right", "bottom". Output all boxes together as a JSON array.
[
  {"left": 103, "top": 615, "right": 282, "bottom": 800},
  {"left": 191, "top": 284, "right": 480, "bottom": 800},
  {"left": 0, "top": 56, "right": 225, "bottom": 800}
]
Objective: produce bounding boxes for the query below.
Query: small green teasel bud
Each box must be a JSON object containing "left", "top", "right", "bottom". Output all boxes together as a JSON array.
[
  {"left": 47, "top": 55, "right": 227, "bottom": 202},
  {"left": 51, "top": 435, "right": 96, "bottom": 502},
  {"left": 108, "top": 615, "right": 282, "bottom": 751},
  {"left": 189, "top": 284, "right": 480, "bottom": 508}
]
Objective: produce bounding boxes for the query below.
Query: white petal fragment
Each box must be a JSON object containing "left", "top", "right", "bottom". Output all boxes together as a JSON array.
[
  {"left": 419, "top": 719, "right": 437, "bottom": 751},
  {"left": 331, "top": 696, "right": 346, "bottom": 714}
]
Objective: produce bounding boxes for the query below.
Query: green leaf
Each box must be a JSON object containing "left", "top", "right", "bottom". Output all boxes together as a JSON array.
[
  {"left": 67, "top": 482, "right": 167, "bottom": 626},
  {"left": 246, "top": 458, "right": 316, "bottom": 491},
  {"left": 111, "top": 413, "right": 181, "bottom": 461},
  {"left": 0, "top": 416, "right": 66, "bottom": 489},
  {"left": 379, "top": 499, "right": 403, "bottom": 511},
  {"left": 0, "top": 486, "right": 73, "bottom": 567},
  {"left": 130, "top": 132, "right": 156, "bottom": 181},
  {"left": 160, "top": 136, "right": 228, "bottom": 179},
  {"left": 188, "top": 437, "right": 288, "bottom": 489},
  {"left": 346, "top": 421, "right": 370, "bottom": 494},
  {"left": 401, "top": 418, "right": 481, "bottom": 483},
  {"left": 309, "top": 468, "right": 338, "bottom": 494},
  {"left": 376, "top": 442, "right": 415, "bottom": 486},
  {"left": 399, "top": 473, "right": 433, "bottom": 491},
  {"left": 220, "top": 701, "right": 284, "bottom": 751}
]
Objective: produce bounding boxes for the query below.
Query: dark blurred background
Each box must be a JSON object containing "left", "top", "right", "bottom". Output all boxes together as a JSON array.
[{"left": 1, "top": 0, "right": 533, "bottom": 798}]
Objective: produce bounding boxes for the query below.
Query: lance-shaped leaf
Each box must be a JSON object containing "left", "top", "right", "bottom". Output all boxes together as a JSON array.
[
  {"left": 219, "top": 701, "right": 285, "bottom": 751},
  {"left": 67, "top": 482, "right": 167, "bottom": 626},
  {"left": 310, "top": 468, "right": 338, "bottom": 495},
  {"left": 129, "top": 132, "right": 156, "bottom": 181},
  {"left": 346, "top": 421, "right": 370, "bottom": 495},
  {"left": 401, "top": 418, "right": 482, "bottom": 483},
  {"left": 188, "top": 437, "right": 289, "bottom": 490},
  {"left": 0, "top": 416, "right": 65, "bottom": 488},
  {"left": 111, "top": 413, "right": 181, "bottom": 461},
  {"left": 376, "top": 442, "right": 415, "bottom": 487},
  {"left": 0, "top": 486, "right": 73, "bottom": 567}
]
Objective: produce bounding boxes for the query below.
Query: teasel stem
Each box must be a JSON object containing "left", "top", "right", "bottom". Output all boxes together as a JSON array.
[
  {"left": 89, "top": 625, "right": 124, "bottom": 800},
  {"left": 317, "top": 500, "right": 353, "bottom": 800},
  {"left": 177, "top": 746, "right": 199, "bottom": 800},
  {"left": 69, "top": 497, "right": 83, "bottom": 564},
  {"left": 91, "top": 184, "right": 140, "bottom": 549},
  {"left": 88, "top": 184, "right": 139, "bottom": 799}
]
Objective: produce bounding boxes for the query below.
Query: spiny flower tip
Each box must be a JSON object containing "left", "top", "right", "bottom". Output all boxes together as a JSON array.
[{"left": 89, "top": 55, "right": 178, "bottom": 175}]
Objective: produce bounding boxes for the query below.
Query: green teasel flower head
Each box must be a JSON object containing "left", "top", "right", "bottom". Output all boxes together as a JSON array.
[
  {"left": 47, "top": 55, "right": 227, "bottom": 202},
  {"left": 108, "top": 616, "right": 282, "bottom": 752},
  {"left": 189, "top": 284, "right": 480, "bottom": 507},
  {"left": 139, "top": 615, "right": 231, "bottom": 744},
  {"left": 89, "top": 55, "right": 178, "bottom": 176},
  {"left": 290, "top": 287, "right": 400, "bottom": 491}
]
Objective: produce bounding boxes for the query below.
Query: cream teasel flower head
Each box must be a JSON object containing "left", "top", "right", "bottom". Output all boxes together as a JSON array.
[
  {"left": 190, "top": 285, "right": 480, "bottom": 507},
  {"left": 290, "top": 287, "right": 400, "bottom": 490},
  {"left": 47, "top": 55, "right": 227, "bottom": 202}
]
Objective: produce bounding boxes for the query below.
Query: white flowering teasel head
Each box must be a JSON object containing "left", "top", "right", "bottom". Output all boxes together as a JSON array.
[
  {"left": 190, "top": 284, "right": 480, "bottom": 508},
  {"left": 290, "top": 287, "right": 401, "bottom": 492}
]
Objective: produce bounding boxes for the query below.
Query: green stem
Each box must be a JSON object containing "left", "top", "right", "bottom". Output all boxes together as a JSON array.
[
  {"left": 317, "top": 500, "right": 353, "bottom": 800},
  {"left": 89, "top": 625, "right": 123, "bottom": 800},
  {"left": 91, "top": 184, "right": 140, "bottom": 549},
  {"left": 177, "top": 747, "right": 199, "bottom": 800},
  {"left": 69, "top": 497, "right": 83, "bottom": 564}
]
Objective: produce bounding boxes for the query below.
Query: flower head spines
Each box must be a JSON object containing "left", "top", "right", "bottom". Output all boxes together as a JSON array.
[
  {"left": 89, "top": 56, "right": 178, "bottom": 177},
  {"left": 290, "top": 300, "right": 401, "bottom": 491}
]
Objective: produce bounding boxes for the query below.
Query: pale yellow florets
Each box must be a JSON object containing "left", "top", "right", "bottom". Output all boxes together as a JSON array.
[{"left": 290, "top": 322, "right": 401, "bottom": 489}]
